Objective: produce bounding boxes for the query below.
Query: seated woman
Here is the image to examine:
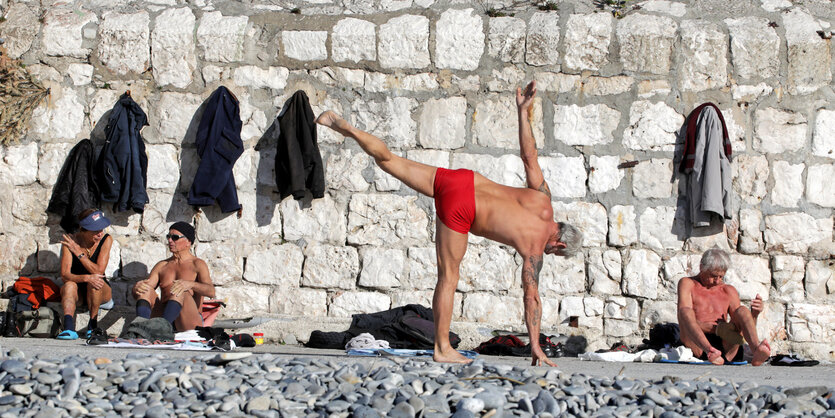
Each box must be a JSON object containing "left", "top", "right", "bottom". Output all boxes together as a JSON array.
[
  {"left": 131, "top": 221, "right": 214, "bottom": 331},
  {"left": 58, "top": 209, "right": 113, "bottom": 340}
]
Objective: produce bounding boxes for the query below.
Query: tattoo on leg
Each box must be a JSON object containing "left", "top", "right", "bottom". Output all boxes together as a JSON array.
[{"left": 537, "top": 181, "right": 552, "bottom": 199}]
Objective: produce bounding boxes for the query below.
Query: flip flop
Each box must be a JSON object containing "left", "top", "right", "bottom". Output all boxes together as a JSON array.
[{"left": 56, "top": 330, "right": 78, "bottom": 340}]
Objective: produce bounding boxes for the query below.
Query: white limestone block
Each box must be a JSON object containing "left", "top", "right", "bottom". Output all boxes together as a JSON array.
[
  {"left": 145, "top": 144, "right": 179, "bottom": 191},
  {"left": 347, "top": 194, "right": 430, "bottom": 247},
  {"left": 787, "top": 303, "right": 835, "bottom": 343},
  {"left": 196, "top": 12, "right": 248, "bottom": 63},
  {"left": 805, "top": 260, "right": 835, "bottom": 301},
  {"left": 813, "top": 109, "right": 835, "bottom": 159},
  {"left": 38, "top": 143, "right": 72, "bottom": 187},
  {"left": 280, "top": 195, "right": 346, "bottom": 245},
  {"left": 731, "top": 83, "right": 773, "bottom": 101},
  {"left": 243, "top": 245, "right": 304, "bottom": 286},
  {"left": 739, "top": 208, "right": 764, "bottom": 254},
  {"left": 270, "top": 287, "right": 327, "bottom": 317},
  {"left": 0, "top": 3, "right": 38, "bottom": 59},
  {"left": 408, "top": 247, "right": 440, "bottom": 291},
  {"left": 11, "top": 185, "right": 47, "bottom": 225},
  {"left": 764, "top": 213, "right": 833, "bottom": 254},
  {"left": 282, "top": 31, "right": 328, "bottom": 61},
  {"left": 733, "top": 154, "right": 769, "bottom": 204},
  {"left": 533, "top": 253, "right": 586, "bottom": 298},
  {"left": 783, "top": 9, "right": 832, "bottom": 95},
  {"left": 419, "top": 97, "right": 467, "bottom": 150},
  {"left": 462, "top": 293, "right": 523, "bottom": 325},
  {"left": 539, "top": 155, "right": 587, "bottom": 199},
  {"left": 637, "top": 79, "right": 671, "bottom": 98},
  {"left": 451, "top": 153, "right": 525, "bottom": 187},
  {"left": 604, "top": 296, "right": 639, "bottom": 320},
  {"left": 30, "top": 87, "right": 85, "bottom": 141},
  {"left": 772, "top": 255, "right": 806, "bottom": 303},
  {"left": 378, "top": 15, "right": 430, "bottom": 69},
  {"left": 459, "top": 245, "right": 516, "bottom": 293},
  {"left": 486, "top": 66, "right": 526, "bottom": 93},
  {"left": 42, "top": 7, "right": 98, "bottom": 58},
  {"left": 332, "top": 18, "right": 376, "bottom": 63},
  {"left": 622, "top": 249, "right": 661, "bottom": 299},
  {"left": 148, "top": 92, "right": 203, "bottom": 144},
  {"left": 359, "top": 247, "right": 406, "bottom": 289},
  {"left": 589, "top": 155, "right": 624, "bottom": 194},
  {"left": 563, "top": 13, "right": 612, "bottom": 71},
  {"left": 553, "top": 104, "right": 620, "bottom": 146},
  {"left": 1, "top": 143, "right": 38, "bottom": 186},
  {"left": 637, "top": 1, "right": 686, "bottom": 17},
  {"left": 488, "top": 16, "right": 526, "bottom": 63},
  {"left": 474, "top": 96, "right": 544, "bottom": 150},
  {"left": 330, "top": 291, "right": 391, "bottom": 317},
  {"left": 639, "top": 206, "right": 684, "bottom": 251},
  {"left": 588, "top": 249, "right": 622, "bottom": 296},
  {"left": 194, "top": 242, "right": 243, "bottom": 287},
  {"left": 608, "top": 205, "right": 637, "bottom": 247},
  {"left": 605, "top": 318, "right": 639, "bottom": 338},
  {"left": 351, "top": 97, "right": 417, "bottom": 149},
  {"left": 640, "top": 301, "right": 678, "bottom": 328},
  {"left": 754, "top": 108, "right": 807, "bottom": 154},
  {"left": 724, "top": 17, "right": 780, "bottom": 80},
  {"left": 632, "top": 159, "right": 673, "bottom": 198},
  {"left": 617, "top": 14, "right": 677, "bottom": 74},
  {"left": 535, "top": 72, "right": 580, "bottom": 93},
  {"left": 435, "top": 9, "right": 484, "bottom": 70},
  {"left": 807, "top": 164, "right": 835, "bottom": 207},
  {"left": 141, "top": 191, "right": 192, "bottom": 239},
  {"left": 215, "top": 285, "right": 269, "bottom": 317},
  {"left": 678, "top": 20, "right": 728, "bottom": 92},
  {"left": 152, "top": 7, "right": 196, "bottom": 88},
  {"left": 98, "top": 11, "right": 150, "bottom": 75},
  {"left": 771, "top": 161, "right": 804, "bottom": 208},
  {"left": 233, "top": 66, "right": 289, "bottom": 90},
  {"left": 66, "top": 63, "right": 94, "bottom": 86},
  {"left": 326, "top": 149, "right": 370, "bottom": 193},
  {"left": 301, "top": 244, "right": 359, "bottom": 290},
  {"left": 622, "top": 101, "right": 683, "bottom": 151},
  {"left": 582, "top": 76, "right": 633, "bottom": 96},
  {"left": 525, "top": 12, "right": 560, "bottom": 66},
  {"left": 120, "top": 239, "right": 168, "bottom": 280},
  {"left": 552, "top": 201, "right": 606, "bottom": 247},
  {"left": 88, "top": 90, "right": 121, "bottom": 130}
]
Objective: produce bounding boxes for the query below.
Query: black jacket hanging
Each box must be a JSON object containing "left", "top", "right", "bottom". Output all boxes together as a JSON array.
[
  {"left": 275, "top": 90, "right": 324, "bottom": 200},
  {"left": 94, "top": 93, "right": 149, "bottom": 213},
  {"left": 188, "top": 86, "right": 244, "bottom": 213},
  {"left": 46, "top": 139, "right": 99, "bottom": 232}
]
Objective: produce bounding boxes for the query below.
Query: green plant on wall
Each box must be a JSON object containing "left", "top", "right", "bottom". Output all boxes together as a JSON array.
[{"left": 594, "top": 0, "right": 635, "bottom": 18}]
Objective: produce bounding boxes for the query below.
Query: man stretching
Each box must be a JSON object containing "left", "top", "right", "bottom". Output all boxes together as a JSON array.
[
  {"left": 132, "top": 222, "right": 215, "bottom": 331},
  {"left": 317, "top": 81, "right": 582, "bottom": 365}
]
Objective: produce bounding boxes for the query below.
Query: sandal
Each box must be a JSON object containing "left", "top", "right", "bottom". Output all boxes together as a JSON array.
[
  {"left": 56, "top": 330, "right": 79, "bottom": 340},
  {"left": 86, "top": 328, "right": 109, "bottom": 345}
]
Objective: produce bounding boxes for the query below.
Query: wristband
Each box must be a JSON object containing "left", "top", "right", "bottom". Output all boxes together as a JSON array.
[{"left": 77, "top": 253, "right": 86, "bottom": 259}]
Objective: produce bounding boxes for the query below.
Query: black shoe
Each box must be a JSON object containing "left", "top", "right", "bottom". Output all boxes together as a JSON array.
[{"left": 86, "top": 328, "right": 109, "bottom": 345}]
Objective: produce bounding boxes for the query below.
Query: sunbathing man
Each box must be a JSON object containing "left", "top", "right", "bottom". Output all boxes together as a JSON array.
[
  {"left": 132, "top": 222, "right": 214, "bottom": 331},
  {"left": 317, "top": 81, "right": 582, "bottom": 365},
  {"left": 677, "top": 248, "right": 771, "bottom": 366}
]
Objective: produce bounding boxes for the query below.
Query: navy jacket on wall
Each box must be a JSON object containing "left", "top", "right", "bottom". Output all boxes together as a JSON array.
[
  {"left": 276, "top": 90, "right": 325, "bottom": 200},
  {"left": 95, "top": 93, "right": 149, "bottom": 213},
  {"left": 47, "top": 139, "right": 100, "bottom": 232},
  {"left": 188, "top": 86, "right": 244, "bottom": 213}
]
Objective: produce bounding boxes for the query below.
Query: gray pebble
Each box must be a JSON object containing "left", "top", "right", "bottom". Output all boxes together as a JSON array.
[{"left": 456, "top": 398, "right": 485, "bottom": 414}]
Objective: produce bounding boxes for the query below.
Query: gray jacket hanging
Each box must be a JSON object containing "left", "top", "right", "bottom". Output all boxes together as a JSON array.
[{"left": 685, "top": 106, "right": 733, "bottom": 227}]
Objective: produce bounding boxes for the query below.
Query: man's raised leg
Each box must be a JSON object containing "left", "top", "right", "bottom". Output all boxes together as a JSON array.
[
  {"left": 432, "top": 221, "right": 471, "bottom": 364},
  {"left": 730, "top": 305, "right": 771, "bottom": 366},
  {"left": 316, "top": 111, "right": 437, "bottom": 197}
]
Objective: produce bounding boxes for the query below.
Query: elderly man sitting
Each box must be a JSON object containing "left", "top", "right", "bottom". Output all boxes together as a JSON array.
[{"left": 677, "top": 248, "right": 771, "bottom": 366}]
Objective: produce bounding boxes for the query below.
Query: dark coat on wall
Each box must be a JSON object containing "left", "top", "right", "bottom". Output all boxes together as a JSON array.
[
  {"left": 46, "top": 139, "right": 99, "bottom": 233},
  {"left": 188, "top": 86, "right": 244, "bottom": 213},
  {"left": 275, "top": 90, "right": 325, "bottom": 200},
  {"left": 94, "top": 93, "right": 149, "bottom": 213}
]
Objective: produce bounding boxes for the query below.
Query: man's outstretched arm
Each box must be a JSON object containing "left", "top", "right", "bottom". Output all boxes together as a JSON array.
[
  {"left": 516, "top": 81, "right": 551, "bottom": 198},
  {"left": 521, "top": 253, "right": 556, "bottom": 367}
]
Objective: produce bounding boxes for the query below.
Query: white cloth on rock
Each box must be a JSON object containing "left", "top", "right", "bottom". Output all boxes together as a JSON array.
[{"left": 345, "top": 333, "right": 391, "bottom": 350}]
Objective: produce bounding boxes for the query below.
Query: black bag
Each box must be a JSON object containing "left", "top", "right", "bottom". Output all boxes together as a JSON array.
[{"left": 643, "top": 322, "right": 681, "bottom": 349}]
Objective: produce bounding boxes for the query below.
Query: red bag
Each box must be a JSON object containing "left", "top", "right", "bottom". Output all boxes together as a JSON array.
[{"left": 201, "top": 299, "right": 225, "bottom": 327}]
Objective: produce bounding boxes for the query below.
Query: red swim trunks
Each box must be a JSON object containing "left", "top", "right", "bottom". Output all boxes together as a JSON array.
[{"left": 433, "top": 168, "right": 476, "bottom": 234}]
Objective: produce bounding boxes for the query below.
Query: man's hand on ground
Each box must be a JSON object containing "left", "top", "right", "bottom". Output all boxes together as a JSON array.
[
  {"left": 750, "top": 294, "right": 764, "bottom": 319},
  {"left": 706, "top": 347, "right": 725, "bottom": 365},
  {"left": 531, "top": 347, "right": 556, "bottom": 367},
  {"left": 86, "top": 274, "right": 106, "bottom": 290},
  {"left": 170, "top": 280, "right": 194, "bottom": 297}
]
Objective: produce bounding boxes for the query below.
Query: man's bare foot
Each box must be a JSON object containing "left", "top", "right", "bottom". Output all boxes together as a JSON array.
[
  {"left": 751, "top": 339, "right": 771, "bottom": 366},
  {"left": 706, "top": 347, "right": 725, "bottom": 365},
  {"left": 433, "top": 347, "right": 472, "bottom": 364},
  {"left": 315, "top": 111, "right": 352, "bottom": 136}
]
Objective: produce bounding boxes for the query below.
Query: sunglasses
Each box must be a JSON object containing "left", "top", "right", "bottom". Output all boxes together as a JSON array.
[{"left": 166, "top": 234, "right": 186, "bottom": 241}]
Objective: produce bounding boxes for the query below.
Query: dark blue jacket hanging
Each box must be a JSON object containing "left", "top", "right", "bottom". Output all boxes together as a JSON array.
[
  {"left": 188, "top": 86, "right": 244, "bottom": 213},
  {"left": 47, "top": 139, "right": 100, "bottom": 232},
  {"left": 276, "top": 90, "right": 324, "bottom": 200},
  {"left": 94, "top": 93, "right": 149, "bottom": 213}
]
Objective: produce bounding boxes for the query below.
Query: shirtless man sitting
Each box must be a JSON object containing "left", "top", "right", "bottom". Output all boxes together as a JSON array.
[
  {"left": 677, "top": 248, "right": 771, "bottom": 366},
  {"left": 132, "top": 222, "right": 214, "bottom": 331},
  {"left": 317, "top": 81, "right": 582, "bottom": 365}
]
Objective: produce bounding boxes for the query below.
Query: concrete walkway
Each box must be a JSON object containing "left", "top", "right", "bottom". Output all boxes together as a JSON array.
[{"left": 3, "top": 338, "right": 832, "bottom": 390}]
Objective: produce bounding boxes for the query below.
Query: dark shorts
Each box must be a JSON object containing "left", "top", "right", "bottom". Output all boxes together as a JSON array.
[
  {"left": 433, "top": 168, "right": 476, "bottom": 234},
  {"left": 74, "top": 279, "right": 112, "bottom": 307},
  {"left": 697, "top": 332, "right": 744, "bottom": 362}
]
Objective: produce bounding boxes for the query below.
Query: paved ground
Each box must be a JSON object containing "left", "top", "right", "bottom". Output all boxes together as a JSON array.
[{"left": 3, "top": 337, "right": 832, "bottom": 390}]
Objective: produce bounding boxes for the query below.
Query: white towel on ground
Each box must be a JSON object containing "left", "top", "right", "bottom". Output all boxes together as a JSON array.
[{"left": 345, "top": 333, "right": 390, "bottom": 350}]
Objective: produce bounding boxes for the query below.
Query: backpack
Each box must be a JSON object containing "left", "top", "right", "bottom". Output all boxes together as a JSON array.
[{"left": 11, "top": 307, "right": 62, "bottom": 338}]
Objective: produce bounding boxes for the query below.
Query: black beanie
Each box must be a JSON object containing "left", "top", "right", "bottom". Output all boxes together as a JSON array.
[{"left": 170, "top": 221, "right": 196, "bottom": 244}]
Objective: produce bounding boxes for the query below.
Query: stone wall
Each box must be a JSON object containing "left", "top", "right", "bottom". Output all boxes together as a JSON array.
[{"left": 1, "top": 0, "right": 833, "bottom": 356}]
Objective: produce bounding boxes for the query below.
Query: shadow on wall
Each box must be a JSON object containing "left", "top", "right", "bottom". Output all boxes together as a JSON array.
[{"left": 172, "top": 95, "right": 205, "bottom": 224}]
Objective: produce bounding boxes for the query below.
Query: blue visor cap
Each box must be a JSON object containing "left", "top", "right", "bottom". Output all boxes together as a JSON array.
[{"left": 79, "top": 210, "right": 111, "bottom": 231}]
